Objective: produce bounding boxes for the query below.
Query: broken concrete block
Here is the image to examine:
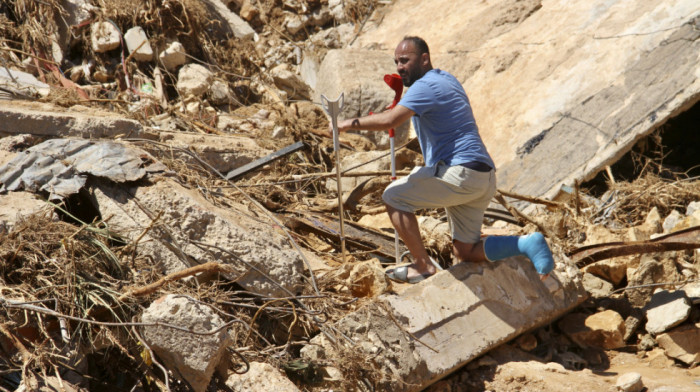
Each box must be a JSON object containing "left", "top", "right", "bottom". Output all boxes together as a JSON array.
[
  {"left": 0, "top": 101, "right": 152, "bottom": 140},
  {"left": 239, "top": 0, "right": 259, "bottom": 21},
  {"left": 285, "top": 12, "right": 309, "bottom": 35},
  {"left": 141, "top": 294, "right": 232, "bottom": 392},
  {"left": 655, "top": 322, "right": 700, "bottom": 366},
  {"left": 91, "top": 21, "right": 121, "bottom": 53},
  {"left": 225, "top": 362, "right": 300, "bottom": 391},
  {"left": 302, "top": 258, "right": 586, "bottom": 391},
  {"left": 124, "top": 26, "right": 154, "bottom": 62},
  {"left": 159, "top": 41, "right": 187, "bottom": 71},
  {"left": 90, "top": 177, "right": 305, "bottom": 297},
  {"left": 558, "top": 310, "right": 626, "bottom": 350},
  {"left": 177, "top": 64, "right": 213, "bottom": 97},
  {"left": 662, "top": 209, "right": 683, "bottom": 233},
  {"left": 644, "top": 289, "right": 691, "bottom": 335}
]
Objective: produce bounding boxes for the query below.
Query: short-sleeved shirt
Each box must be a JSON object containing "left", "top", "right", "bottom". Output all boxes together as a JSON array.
[{"left": 398, "top": 69, "right": 494, "bottom": 169}]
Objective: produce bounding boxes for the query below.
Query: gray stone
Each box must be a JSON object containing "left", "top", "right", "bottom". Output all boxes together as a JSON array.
[
  {"left": 302, "top": 258, "right": 586, "bottom": 391},
  {"left": 90, "top": 177, "right": 306, "bottom": 297},
  {"left": 141, "top": 294, "right": 232, "bottom": 392},
  {"left": 582, "top": 272, "right": 614, "bottom": 298},
  {"left": 686, "top": 201, "right": 700, "bottom": 216},
  {"left": 124, "top": 26, "right": 154, "bottom": 62},
  {"left": 209, "top": 80, "right": 231, "bottom": 105},
  {"left": 91, "top": 21, "right": 121, "bottom": 53},
  {"left": 645, "top": 290, "right": 691, "bottom": 335},
  {"left": 177, "top": 64, "right": 214, "bottom": 97},
  {"left": 159, "top": 41, "right": 187, "bottom": 71}
]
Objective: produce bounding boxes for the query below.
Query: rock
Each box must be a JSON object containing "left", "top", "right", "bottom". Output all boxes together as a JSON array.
[
  {"left": 225, "top": 362, "right": 300, "bottom": 391},
  {"left": 584, "top": 257, "right": 628, "bottom": 286},
  {"left": 627, "top": 207, "right": 662, "bottom": 241},
  {"left": 355, "top": 1, "right": 700, "bottom": 200},
  {"left": 644, "top": 289, "right": 691, "bottom": 335},
  {"left": 514, "top": 333, "right": 538, "bottom": 351},
  {"left": 239, "top": 0, "right": 259, "bottom": 21},
  {"left": 582, "top": 272, "right": 614, "bottom": 298},
  {"left": 141, "top": 295, "right": 232, "bottom": 392},
  {"left": 655, "top": 323, "right": 700, "bottom": 366},
  {"left": 124, "top": 26, "right": 154, "bottom": 62},
  {"left": 90, "top": 21, "right": 121, "bottom": 53},
  {"left": 662, "top": 209, "right": 683, "bottom": 233},
  {"left": 626, "top": 254, "right": 682, "bottom": 307},
  {"left": 177, "top": 64, "right": 214, "bottom": 97},
  {"left": 681, "top": 282, "right": 700, "bottom": 305},
  {"left": 309, "top": 7, "right": 332, "bottom": 27},
  {"left": 209, "top": 80, "right": 232, "bottom": 105},
  {"left": 315, "top": 49, "right": 411, "bottom": 149},
  {"left": 270, "top": 63, "right": 311, "bottom": 100},
  {"left": 558, "top": 310, "right": 626, "bottom": 349},
  {"left": 285, "top": 12, "right": 309, "bottom": 35},
  {"left": 0, "top": 68, "right": 50, "bottom": 98},
  {"left": 201, "top": 0, "right": 255, "bottom": 40},
  {"left": 302, "top": 258, "right": 586, "bottom": 391},
  {"left": 90, "top": 177, "right": 305, "bottom": 297},
  {"left": 346, "top": 258, "right": 390, "bottom": 297},
  {"left": 159, "top": 41, "right": 187, "bottom": 71},
  {"left": 686, "top": 201, "right": 700, "bottom": 216},
  {"left": 615, "top": 372, "right": 644, "bottom": 392},
  {"left": 328, "top": 0, "right": 347, "bottom": 23}
]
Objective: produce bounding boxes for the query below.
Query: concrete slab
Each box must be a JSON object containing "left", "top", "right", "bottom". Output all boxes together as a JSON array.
[
  {"left": 350, "top": 0, "right": 700, "bottom": 198},
  {"left": 303, "top": 257, "right": 586, "bottom": 391}
]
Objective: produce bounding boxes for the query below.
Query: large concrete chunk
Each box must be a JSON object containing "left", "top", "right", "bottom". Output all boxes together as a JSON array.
[
  {"left": 303, "top": 258, "right": 586, "bottom": 391},
  {"left": 0, "top": 102, "right": 152, "bottom": 139},
  {"left": 141, "top": 294, "right": 232, "bottom": 392},
  {"left": 353, "top": 1, "right": 700, "bottom": 198},
  {"left": 89, "top": 177, "right": 305, "bottom": 297},
  {"left": 314, "top": 49, "right": 410, "bottom": 149}
]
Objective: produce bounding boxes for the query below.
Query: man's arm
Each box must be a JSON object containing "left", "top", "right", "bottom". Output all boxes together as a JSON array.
[{"left": 335, "top": 104, "right": 414, "bottom": 133}]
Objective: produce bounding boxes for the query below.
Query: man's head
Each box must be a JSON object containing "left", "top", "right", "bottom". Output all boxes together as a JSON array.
[{"left": 394, "top": 36, "right": 432, "bottom": 87}]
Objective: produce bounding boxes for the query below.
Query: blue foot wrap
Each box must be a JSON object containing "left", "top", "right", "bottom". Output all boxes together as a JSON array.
[{"left": 483, "top": 233, "right": 554, "bottom": 275}]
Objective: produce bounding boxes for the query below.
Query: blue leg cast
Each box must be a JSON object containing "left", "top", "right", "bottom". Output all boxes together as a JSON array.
[{"left": 483, "top": 233, "right": 554, "bottom": 275}]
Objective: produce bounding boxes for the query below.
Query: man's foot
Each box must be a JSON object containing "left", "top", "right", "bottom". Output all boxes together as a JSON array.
[
  {"left": 518, "top": 233, "right": 555, "bottom": 276},
  {"left": 386, "top": 264, "right": 435, "bottom": 284}
]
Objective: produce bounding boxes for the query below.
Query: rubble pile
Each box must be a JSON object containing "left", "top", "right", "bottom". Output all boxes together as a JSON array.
[{"left": 0, "top": 1, "right": 699, "bottom": 392}]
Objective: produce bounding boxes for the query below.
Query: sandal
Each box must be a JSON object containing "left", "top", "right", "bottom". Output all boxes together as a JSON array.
[{"left": 386, "top": 264, "right": 434, "bottom": 284}]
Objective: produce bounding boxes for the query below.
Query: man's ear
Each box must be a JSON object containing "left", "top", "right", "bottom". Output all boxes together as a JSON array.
[{"left": 421, "top": 52, "right": 430, "bottom": 67}]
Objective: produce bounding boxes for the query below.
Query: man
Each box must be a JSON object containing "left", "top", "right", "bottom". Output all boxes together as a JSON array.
[{"left": 333, "top": 36, "right": 554, "bottom": 283}]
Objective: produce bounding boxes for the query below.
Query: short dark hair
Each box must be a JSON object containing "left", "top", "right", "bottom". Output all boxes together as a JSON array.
[{"left": 402, "top": 36, "right": 430, "bottom": 56}]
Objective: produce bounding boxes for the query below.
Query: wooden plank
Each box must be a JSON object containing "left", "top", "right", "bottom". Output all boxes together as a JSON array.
[
  {"left": 226, "top": 140, "right": 306, "bottom": 180},
  {"left": 282, "top": 210, "right": 407, "bottom": 262}
]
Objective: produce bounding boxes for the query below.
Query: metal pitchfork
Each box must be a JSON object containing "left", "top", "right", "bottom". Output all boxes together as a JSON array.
[{"left": 321, "top": 93, "right": 347, "bottom": 263}]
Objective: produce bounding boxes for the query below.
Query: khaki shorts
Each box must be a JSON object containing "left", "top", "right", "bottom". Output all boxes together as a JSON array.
[{"left": 382, "top": 162, "right": 496, "bottom": 244}]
